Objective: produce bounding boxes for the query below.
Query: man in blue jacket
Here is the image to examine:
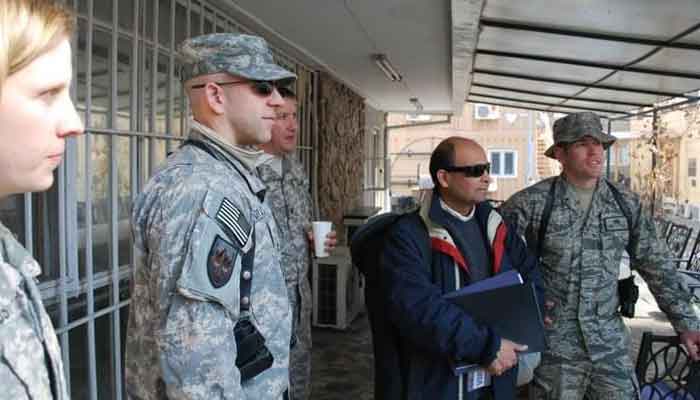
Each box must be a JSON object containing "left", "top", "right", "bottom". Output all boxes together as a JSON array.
[{"left": 380, "top": 137, "right": 542, "bottom": 399}]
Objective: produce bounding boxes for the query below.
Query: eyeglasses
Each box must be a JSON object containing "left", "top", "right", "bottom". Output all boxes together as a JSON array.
[
  {"left": 443, "top": 162, "right": 490, "bottom": 178},
  {"left": 190, "top": 80, "right": 283, "bottom": 97}
]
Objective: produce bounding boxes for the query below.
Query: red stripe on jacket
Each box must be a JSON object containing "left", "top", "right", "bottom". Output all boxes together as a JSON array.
[
  {"left": 491, "top": 223, "right": 508, "bottom": 274},
  {"left": 430, "top": 237, "right": 469, "bottom": 273}
]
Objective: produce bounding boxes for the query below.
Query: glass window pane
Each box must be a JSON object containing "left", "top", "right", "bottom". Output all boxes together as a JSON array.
[
  {"left": 490, "top": 152, "right": 501, "bottom": 175},
  {"left": 95, "top": 0, "right": 113, "bottom": 24},
  {"left": 144, "top": 0, "right": 154, "bottom": 40},
  {"left": 142, "top": 44, "right": 154, "bottom": 132},
  {"left": 115, "top": 136, "right": 132, "bottom": 269},
  {"left": 689, "top": 158, "right": 697, "bottom": 177},
  {"left": 190, "top": 10, "right": 201, "bottom": 36},
  {"left": 175, "top": 3, "right": 188, "bottom": 45},
  {"left": 118, "top": 0, "right": 135, "bottom": 31},
  {"left": 90, "top": 134, "right": 110, "bottom": 275},
  {"left": 158, "top": 0, "right": 172, "bottom": 47},
  {"left": 504, "top": 152, "right": 514, "bottom": 176},
  {"left": 156, "top": 53, "right": 169, "bottom": 134},
  {"left": 92, "top": 29, "right": 113, "bottom": 129},
  {"left": 117, "top": 37, "right": 132, "bottom": 131}
]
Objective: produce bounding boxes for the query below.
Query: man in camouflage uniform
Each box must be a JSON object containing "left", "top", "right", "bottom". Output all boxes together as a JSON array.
[
  {"left": 500, "top": 112, "right": 700, "bottom": 399},
  {"left": 258, "top": 88, "right": 335, "bottom": 400},
  {"left": 125, "top": 33, "right": 295, "bottom": 399}
]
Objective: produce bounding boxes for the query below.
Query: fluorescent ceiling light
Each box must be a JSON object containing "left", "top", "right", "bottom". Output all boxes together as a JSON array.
[{"left": 373, "top": 53, "right": 402, "bottom": 82}]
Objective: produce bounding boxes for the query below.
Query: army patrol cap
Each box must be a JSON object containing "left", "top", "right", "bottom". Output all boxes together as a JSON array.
[
  {"left": 545, "top": 112, "right": 616, "bottom": 158},
  {"left": 178, "top": 33, "right": 296, "bottom": 84}
]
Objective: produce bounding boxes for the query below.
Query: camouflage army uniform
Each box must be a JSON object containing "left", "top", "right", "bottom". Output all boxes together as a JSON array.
[
  {"left": 0, "top": 222, "right": 68, "bottom": 399},
  {"left": 501, "top": 176, "right": 700, "bottom": 399},
  {"left": 258, "top": 155, "right": 313, "bottom": 400},
  {"left": 125, "top": 129, "right": 292, "bottom": 399}
]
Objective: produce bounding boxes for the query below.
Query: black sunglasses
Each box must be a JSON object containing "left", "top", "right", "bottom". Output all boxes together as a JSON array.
[
  {"left": 443, "top": 162, "right": 490, "bottom": 178},
  {"left": 190, "top": 80, "right": 282, "bottom": 97}
]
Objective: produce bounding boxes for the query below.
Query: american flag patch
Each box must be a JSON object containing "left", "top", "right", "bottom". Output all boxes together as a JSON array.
[{"left": 216, "top": 198, "right": 251, "bottom": 247}]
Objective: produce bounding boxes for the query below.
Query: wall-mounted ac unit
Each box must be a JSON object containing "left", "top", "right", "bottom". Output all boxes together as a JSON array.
[
  {"left": 474, "top": 103, "right": 500, "bottom": 120},
  {"left": 312, "top": 247, "right": 364, "bottom": 330}
]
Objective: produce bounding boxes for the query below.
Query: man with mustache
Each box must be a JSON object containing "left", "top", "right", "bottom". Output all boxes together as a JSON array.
[{"left": 501, "top": 112, "right": 700, "bottom": 399}]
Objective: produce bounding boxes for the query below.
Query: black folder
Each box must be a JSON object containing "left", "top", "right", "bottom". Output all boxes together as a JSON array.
[{"left": 446, "top": 282, "right": 545, "bottom": 353}]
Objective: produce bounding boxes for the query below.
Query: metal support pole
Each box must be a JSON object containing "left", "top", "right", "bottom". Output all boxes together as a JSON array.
[
  {"left": 606, "top": 119, "right": 612, "bottom": 178},
  {"left": 651, "top": 110, "right": 659, "bottom": 216}
]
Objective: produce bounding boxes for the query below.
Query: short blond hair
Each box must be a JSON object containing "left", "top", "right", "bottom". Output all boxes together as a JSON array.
[{"left": 0, "top": 0, "right": 75, "bottom": 94}]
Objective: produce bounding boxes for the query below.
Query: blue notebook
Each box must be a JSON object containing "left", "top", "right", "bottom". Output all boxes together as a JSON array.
[
  {"left": 444, "top": 272, "right": 546, "bottom": 380},
  {"left": 444, "top": 270, "right": 523, "bottom": 299}
]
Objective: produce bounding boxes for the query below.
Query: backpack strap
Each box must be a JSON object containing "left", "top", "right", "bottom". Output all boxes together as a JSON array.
[
  {"left": 536, "top": 179, "right": 557, "bottom": 259},
  {"left": 604, "top": 180, "right": 639, "bottom": 254}
]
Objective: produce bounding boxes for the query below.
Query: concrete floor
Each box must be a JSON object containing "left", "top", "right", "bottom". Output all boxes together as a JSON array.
[{"left": 310, "top": 270, "right": 682, "bottom": 400}]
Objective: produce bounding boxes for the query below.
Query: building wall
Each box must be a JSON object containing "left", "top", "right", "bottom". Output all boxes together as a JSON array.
[
  {"left": 388, "top": 103, "right": 557, "bottom": 202},
  {"left": 317, "top": 72, "right": 366, "bottom": 243}
]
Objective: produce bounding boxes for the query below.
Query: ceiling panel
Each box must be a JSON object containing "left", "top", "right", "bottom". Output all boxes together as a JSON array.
[
  {"left": 469, "top": 86, "right": 568, "bottom": 105},
  {"left": 478, "top": 26, "right": 653, "bottom": 65},
  {"left": 577, "top": 88, "right": 662, "bottom": 106},
  {"left": 475, "top": 54, "right": 612, "bottom": 83},
  {"left": 635, "top": 48, "right": 700, "bottom": 76},
  {"left": 560, "top": 99, "right": 634, "bottom": 114},
  {"left": 471, "top": 73, "right": 585, "bottom": 97},
  {"left": 601, "top": 71, "right": 700, "bottom": 95},
  {"left": 482, "top": 0, "right": 700, "bottom": 41},
  {"left": 467, "top": 95, "right": 625, "bottom": 119}
]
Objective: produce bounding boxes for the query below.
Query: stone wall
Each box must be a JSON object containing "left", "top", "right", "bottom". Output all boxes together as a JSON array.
[{"left": 317, "top": 72, "right": 365, "bottom": 244}]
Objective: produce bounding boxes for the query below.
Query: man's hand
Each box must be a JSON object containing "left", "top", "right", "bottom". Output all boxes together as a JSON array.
[
  {"left": 306, "top": 229, "right": 338, "bottom": 253},
  {"left": 543, "top": 300, "right": 555, "bottom": 328},
  {"left": 680, "top": 330, "right": 700, "bottom": 361},
  {"left": 485, "top": 339, "right": 528, "bottom": 376},
  {"left": 323, "top": 230, "right": 338, "bottom": 252}
]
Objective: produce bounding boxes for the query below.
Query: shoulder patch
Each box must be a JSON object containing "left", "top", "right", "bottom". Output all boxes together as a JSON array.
[
  {"left": 216, "top": 197, "right": 251, "bottom": 247},
  {"left": 207, "top": 235, "right": 238, "bottom": 288}
]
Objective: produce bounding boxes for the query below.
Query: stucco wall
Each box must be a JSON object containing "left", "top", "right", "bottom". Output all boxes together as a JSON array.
[{"left": 317, "top": 72, "right": 365, "bottom": 243}]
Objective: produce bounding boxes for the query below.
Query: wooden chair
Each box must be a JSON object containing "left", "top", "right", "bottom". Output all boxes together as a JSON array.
[{"left": 635, "top": 332, "right": 700, "bottom": 399}]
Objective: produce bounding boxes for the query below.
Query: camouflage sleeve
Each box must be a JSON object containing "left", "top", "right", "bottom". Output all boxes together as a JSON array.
[
  {"left": 628, "top": 201, "right": 700, "bottom": 332},
  {"left": 500, "top": 191, "right": 533, "bottom": 240},
  {"left": 0, "top": 262, "right": 54, "bottom": 400}
]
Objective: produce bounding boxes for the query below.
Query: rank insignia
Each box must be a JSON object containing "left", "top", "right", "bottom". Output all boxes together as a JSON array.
[{"left": 207, "top": 235, "right": 238, "bottom": 288}]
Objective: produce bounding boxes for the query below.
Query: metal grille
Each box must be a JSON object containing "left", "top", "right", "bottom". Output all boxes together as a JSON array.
[
  {"left": 316, "top": 264, "right": 339, "bottom": 326},
  {"left": 0, "top": 0, "right": 317, "bottom": 398}
]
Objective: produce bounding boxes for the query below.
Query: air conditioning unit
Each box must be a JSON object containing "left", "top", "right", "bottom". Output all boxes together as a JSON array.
[
  {"left": 312, "top": 247, "right": 365, "bottom": 330},
  {"left": 474, "top": 103, "right": 500, "bottom": 120}
]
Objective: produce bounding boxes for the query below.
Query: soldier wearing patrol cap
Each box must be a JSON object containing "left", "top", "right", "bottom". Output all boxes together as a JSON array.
[
  {"left": 125, "top": 33, "right": 294, "bottom": 399},
  {"left": 501, "top": 111, "right": 700, "bottom": 399}
]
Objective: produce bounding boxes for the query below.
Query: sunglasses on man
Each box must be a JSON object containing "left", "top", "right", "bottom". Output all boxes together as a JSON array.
[
  {"left": 190, "top": 80, "right": 285, "bottom": 97},
  {"left": 442, "top": 162, "right": 490, "bottom": 178}
]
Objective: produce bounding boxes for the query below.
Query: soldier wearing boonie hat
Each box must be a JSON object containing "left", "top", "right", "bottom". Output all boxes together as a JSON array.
[
  {"left": 501, "top": 111, "right": 700, "bottom": 399},
  {"left": 126, "top": 33, "right": 295, "bottom": 399},
  {"left": 544, "top": 111, "right": 616, "bottom": 158}
]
